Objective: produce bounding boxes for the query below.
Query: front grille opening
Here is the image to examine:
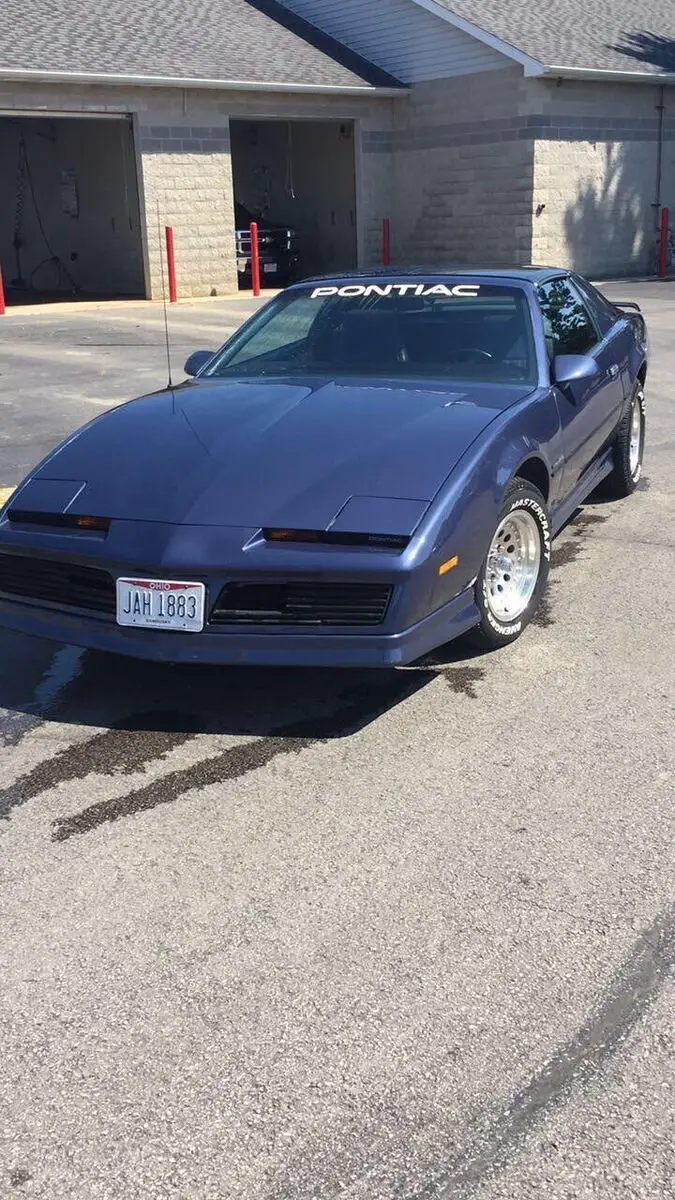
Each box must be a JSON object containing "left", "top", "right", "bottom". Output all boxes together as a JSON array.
[
  {"left": 0, "top": 553, "right": 116, "bottom": 615},
  {"left": 210, "top": 581, "right": 392, "bottom": 626}
]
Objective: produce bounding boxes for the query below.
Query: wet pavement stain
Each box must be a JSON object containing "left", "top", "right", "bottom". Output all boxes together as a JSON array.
[
  {"left": 51, "top": 673, "right": 431, "bottom": 841},
  {"left": 52, "top": 734, "right": 313, "bottom": 841},
  {"left": 551, "top": 540, "right": 584, "bottom": 568},
  {"left": 0, "top": 710, "right": 205, "bottom": 821},
  {"left": 0, "top": 644, "right": 86, "bottom": 750},
  {"left": 532, "top": 583, "right": 558, "bottom": 627},
  {"left": 537, "top": 508, "right": 609, "bottom": 618},
  {"left": 441, "top": 667, "right": 485, "bottom": 699},
  {"left": 551, "top": 510, "right": 609, "bottom": 570},
  {"left": 574, "top": 511, "right": 608, "bottom": 527},
  {"left": 568, "top": 511, "right": 608, "bottom": 539},
  {"left": 0, "top": 711, "right": 41, "bottom": 750}
]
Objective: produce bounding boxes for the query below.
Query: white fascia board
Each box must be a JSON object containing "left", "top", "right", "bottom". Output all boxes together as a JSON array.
[
  {"left": 545, "top": 64, "right": 675, "bottom": 84},
  {"left": 409, "top": 0, "right": 546, "bottom": 75}
]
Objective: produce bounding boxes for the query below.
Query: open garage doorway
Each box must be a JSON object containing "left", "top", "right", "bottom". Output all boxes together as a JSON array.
[
  {"left": 230, "top": 118, "right": 357, "bottom": 289},
  {"left": 0, "top": 114, "right": 145, "bottom": 305}
]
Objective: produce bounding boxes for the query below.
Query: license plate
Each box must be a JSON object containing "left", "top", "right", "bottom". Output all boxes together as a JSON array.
[
  {"left": 116, "top": 578, "right": 205, "bottom": 632},
  {"left": 263, "top": 262, "right": 278, "bottom": 274}
]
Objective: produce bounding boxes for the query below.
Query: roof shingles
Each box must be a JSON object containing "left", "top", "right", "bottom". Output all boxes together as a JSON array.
[
  {"left": 5, "top": 0, "right": 675, "bottom": 87},
  {"left": 434, "top": 0, "right": 675, "bottom": 75},
  {"left": 0, "top": 0, "right": 402, "bottom": 89}
]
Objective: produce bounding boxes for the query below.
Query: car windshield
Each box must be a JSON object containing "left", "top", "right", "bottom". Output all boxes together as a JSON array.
[{"left": 202, "top": 281, "right": 538, "bottom": 385}]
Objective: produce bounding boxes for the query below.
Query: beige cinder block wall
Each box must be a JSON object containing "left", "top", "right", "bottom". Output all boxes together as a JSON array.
[
  {"left": 388, "top": 67, "right": 536, "bottom": 269},
  {"left": 387, "top": 68, "right": 672, "bottom": 279},
  {"left": 528, "top": 78, "right": 674, "bottom": 277}
]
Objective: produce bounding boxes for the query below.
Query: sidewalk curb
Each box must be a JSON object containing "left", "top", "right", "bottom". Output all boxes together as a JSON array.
[{"left": 0, "top": 292, "right": 277, "bottom": 318}]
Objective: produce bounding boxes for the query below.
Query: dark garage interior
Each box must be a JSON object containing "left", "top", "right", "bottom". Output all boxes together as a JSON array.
[
  {"left": 230, "top": 118, "right": 357, "bottom": 288},
  {"left": 0, "top": 114, "right": 145, "bottom": 305}
]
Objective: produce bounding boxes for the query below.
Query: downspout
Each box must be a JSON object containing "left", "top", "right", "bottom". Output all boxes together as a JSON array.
[{"left": 653, "top": 84, "right": 665, "bottom": 231}]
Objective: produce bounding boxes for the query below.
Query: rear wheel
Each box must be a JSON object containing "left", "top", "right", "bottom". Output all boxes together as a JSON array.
[
  {"left": 604, "top": 384, "right": 645, "bottom": 499},
  {"left": 469, "top": 478, "right": 551, "bottom": 650}
]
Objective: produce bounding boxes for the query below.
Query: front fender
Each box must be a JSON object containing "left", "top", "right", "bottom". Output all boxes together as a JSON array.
[{"left": 417, "top": 388, "right": 561, "bottom": 612}]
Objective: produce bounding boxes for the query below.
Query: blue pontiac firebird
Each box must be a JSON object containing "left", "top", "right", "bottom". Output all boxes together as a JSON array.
[{"left": 0, "top": 268, "right": 647, "bottom": 667}]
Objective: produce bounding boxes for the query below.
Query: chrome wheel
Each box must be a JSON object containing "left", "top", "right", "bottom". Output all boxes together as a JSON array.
[
  {"left": 629, "top": 398, "right": 642, "bottom": 477},
  {"left": 486, "top": 509, "right": 542, "bottom": 623}
]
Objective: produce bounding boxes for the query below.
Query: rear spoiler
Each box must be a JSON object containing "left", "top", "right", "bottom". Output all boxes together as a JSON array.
[{"left": 610, "top": 300, "right": 642, "bottom": 313}]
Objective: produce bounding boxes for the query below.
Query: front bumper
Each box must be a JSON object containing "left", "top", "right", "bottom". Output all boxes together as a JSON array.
[
  {"left": 236, "top": 255, "right": 300, "bottom": 284},
  {"left": 0, "top": 586, "right": 479, "bottom": 667}
]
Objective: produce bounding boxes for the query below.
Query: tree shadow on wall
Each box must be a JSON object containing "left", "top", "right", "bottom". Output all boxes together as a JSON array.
[
  {"left": 609, "top": 31, "right": 675, "bottom": 72},
  {"left": 562, "top": 32, "right": 675, "bottom": 276},
  {"left": 562, "top": 137, "right": 656, "bottom": 278}
]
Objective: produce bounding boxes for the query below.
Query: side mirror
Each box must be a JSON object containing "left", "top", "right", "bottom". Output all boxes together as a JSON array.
[
  {"left": 552, "top": 354, "right": 601, "bottom": 386},
  {"left": 184, "top": 349, "right": 216, "bottom": 377}
]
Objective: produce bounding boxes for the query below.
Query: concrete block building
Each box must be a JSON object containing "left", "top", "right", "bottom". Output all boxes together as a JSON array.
[{"left": 1, "top": 0, "right": 674, "bottom": 301}]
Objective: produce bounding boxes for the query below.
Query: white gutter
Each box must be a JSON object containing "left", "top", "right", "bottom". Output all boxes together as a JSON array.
[
  {"left": 544, "top": 65, "right": 675, "bottom": 84},
  {"left": 0, "top": 107, "right": 129, "bottom": 118},
  {"left": 0, "top": 66, "right": 406, "bottom": 97}
]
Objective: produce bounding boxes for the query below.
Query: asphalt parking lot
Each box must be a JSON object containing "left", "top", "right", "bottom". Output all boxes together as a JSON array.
[{"left": 0, "top": 283, "right": 674, "bottom": 1200}]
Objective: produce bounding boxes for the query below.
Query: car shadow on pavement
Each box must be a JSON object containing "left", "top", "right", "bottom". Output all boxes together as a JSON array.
[
  {"left": 0, "top": 627, "right": 487, "bottom": 747},
  {"left": 0, "top": 632, "right": 491, "bottom": 837}
]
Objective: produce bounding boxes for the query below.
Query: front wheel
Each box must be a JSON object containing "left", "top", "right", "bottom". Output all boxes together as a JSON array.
[
  {"left": 603, "top": 385, "right": 645, "bottom": 499},
  {"left": 468, "top": 479, "right": 551, "bottom": 650}
]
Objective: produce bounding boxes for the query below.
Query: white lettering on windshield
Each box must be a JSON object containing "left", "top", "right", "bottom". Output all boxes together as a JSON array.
[{"left": 310, "top": 283, "right": 481, "bottom": 300}]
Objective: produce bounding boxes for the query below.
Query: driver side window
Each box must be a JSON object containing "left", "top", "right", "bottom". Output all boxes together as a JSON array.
[{"left": 538, "top": 277, "right": 598, "bottom": 360}]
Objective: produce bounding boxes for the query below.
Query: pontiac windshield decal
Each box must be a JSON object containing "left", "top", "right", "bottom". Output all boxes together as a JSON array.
[{"left": 310, "top": 283, "right": 481, "bottom": 299}]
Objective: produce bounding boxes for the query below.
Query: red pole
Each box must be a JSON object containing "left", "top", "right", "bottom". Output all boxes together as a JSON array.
[
  {"left": 250, "top": 222, "right": 261, "bottom": 297},
  {"left": 658, "top": 206, "right": 670, "bottom": 278},
  {"left": 165, "top": 226, "right": 178, "bottom": 303},
  {"left": 382, "top": 217, "right": 391, "bottom": 267},
  {"left": 0, "top": 262, "right": 5, "bottom": 315}
]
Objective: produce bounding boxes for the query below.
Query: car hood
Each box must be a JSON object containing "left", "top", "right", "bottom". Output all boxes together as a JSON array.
[{"left": 20, "top": 377, "right": 531, "bottom": 532}]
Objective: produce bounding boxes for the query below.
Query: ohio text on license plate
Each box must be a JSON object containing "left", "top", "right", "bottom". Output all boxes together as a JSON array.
[{"left": 116, "top": 578, "right": 206, "bottom": 632}]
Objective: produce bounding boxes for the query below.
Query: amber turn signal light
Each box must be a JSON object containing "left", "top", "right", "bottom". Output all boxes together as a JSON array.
[
  {"left": 263, "top": 528, "right": 409, "bottom": 550},
  {"left": 8, "top": 510, "right": 110, "bottom": 533}
]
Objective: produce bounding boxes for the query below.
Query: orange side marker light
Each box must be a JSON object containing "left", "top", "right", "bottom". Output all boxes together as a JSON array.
[{"left": 438, "top": 555, "right": 459, "bottom": 576}]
